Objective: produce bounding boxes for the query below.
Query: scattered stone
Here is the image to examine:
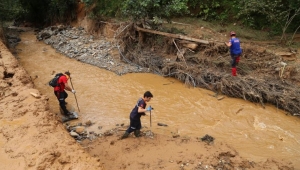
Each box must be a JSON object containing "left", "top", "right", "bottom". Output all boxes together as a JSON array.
[
  {"left": 70, "top": 131, "right": 79, "bottom": 137},
  {"left": 85, "top": 120, "right": 92, "bottom": 126},
  {"left": 199, "top": 134, "right": 214, "bottom": 144},
  {"left": 172, "top": 134, "right": 180, "bottom": 138},
  {"left": 36, "top": 25, "right": 149, "bottom": 75},
  {"left": 217, "top": 96, "right": 224, "bottom": 100},
  {"left": 103, "top": 130, "right": 114, "bottom": 136},
  {"left": 30, "top": 92, "right": 40, "bottom": 98},
  {"left": 157, "top": 122, "right": 168, "bottom": 126},
  {"left": 75, "top": 126, "right": 85, "bottom": 134}
]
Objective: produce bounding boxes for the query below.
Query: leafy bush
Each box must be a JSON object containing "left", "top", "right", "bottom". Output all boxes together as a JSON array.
[
  {"left": 122, "top": 0, "right": 189, "bottom": 21},
  {"left": 82, "top": 0, "right": 123, "bottom": 18}
]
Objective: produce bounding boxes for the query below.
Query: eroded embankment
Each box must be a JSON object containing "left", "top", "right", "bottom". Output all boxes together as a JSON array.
[
  {"left": 0, "top": 41, "right": 102, "bottom": 170},
  {"left": 118, "top": 24, "right": 300, "bottom": 116},
  {"left": 37, "top": 23, "right": 300, "bottom": 116}
]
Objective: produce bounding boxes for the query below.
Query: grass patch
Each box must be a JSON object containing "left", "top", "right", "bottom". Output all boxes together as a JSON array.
[{"left": 166, "top": 17, "right": 272, "bottom": 42}]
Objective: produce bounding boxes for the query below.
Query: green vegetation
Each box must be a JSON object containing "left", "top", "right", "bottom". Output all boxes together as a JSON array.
[
  {"left": 0, "top": 0, "right": 299, "bottom": 44},
  {"left": 0, "top": 0, "right": 21, "bottom": 24},
  {"left": 1, "top": 0, "right": 78, "bottom": 25},
  {"left": 121, "top": 0, "right": 189, "bottom": 21},
  {"left": 82, "top": 0, "right": 123, "bottom": 18}
]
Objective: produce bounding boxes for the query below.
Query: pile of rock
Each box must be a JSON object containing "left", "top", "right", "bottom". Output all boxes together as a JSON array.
[
  {"left": 36, "top": 25, "right": 149, "bottom": 75},
  {"left": 65, "top": 120, "right": 99, "bottom": 142}
]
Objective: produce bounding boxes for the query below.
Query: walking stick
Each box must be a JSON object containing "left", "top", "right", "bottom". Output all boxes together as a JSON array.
[
  {"left": 150, "top": 107, "right": 152, "bottom": 127},
  {"left": 69, "top": 77, "right": 80, "bottom": 112}
]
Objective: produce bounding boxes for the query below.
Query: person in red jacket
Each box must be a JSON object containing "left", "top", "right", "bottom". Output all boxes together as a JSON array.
[
  {"left": 225, "top": 31, "right": 242, "bottom": 76},
  {"left": 54, "top": 71, "right": 76, "bottom": 117}
]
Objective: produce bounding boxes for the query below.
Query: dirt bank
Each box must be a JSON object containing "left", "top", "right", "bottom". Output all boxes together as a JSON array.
[
  {"left": 0, "top": 41, "right": 102, "bottom": 170},
  {"left": 82, "top": 129, "right": 295, "bottom": 170}
]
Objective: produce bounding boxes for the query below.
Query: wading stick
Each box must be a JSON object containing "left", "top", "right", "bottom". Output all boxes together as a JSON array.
[
  {"left": 69, "top": 77, "right": 80, "bottom": 112},
  {"left": 150, "top": 105, "right": 152, "bottom": 127}
]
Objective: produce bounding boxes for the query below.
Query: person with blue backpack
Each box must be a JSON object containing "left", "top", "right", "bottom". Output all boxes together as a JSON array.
[
  {"left": 121, "top": 91, "right": 153, "bottom": 139},
  {"left": 51, "top": 71, "right": 76, "bottom": 117},
  {"left": 225, "top": 31, "right": 242, "bottom": 76}
]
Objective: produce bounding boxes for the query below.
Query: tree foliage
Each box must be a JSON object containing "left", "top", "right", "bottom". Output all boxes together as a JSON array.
[
  {"left": 1, "top": 0, "right": 299, "bottom": 42},
  {"left": 0, "top": 0, "right": 21, "bottom": 24},
  {"left": 121, "top": 0, "right": 189, "bottom": 21},
  {"left": 19, "top": 0, "right": 77, "bottom": 24},
  {"left": 237, "top": 0, "right": 300, "bottom": 41},
  {"left": 82, "top": 0, "right": 123, "bottom": 18}
]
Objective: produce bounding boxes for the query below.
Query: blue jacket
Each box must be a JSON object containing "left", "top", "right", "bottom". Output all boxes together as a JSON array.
[{"left": 230, "top": 38, "right": 242, "bottom": 55}]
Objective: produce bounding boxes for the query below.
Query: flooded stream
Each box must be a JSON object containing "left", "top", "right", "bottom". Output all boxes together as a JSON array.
[{"left": 16, "top": 31, "right": 300, "bottom": 167}]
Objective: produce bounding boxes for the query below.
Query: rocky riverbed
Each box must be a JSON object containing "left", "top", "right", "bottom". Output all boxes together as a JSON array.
[{"left": 36, "top": 25, "right": 149, "bottom": 75}]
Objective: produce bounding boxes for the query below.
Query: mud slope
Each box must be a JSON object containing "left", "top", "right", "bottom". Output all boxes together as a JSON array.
[{"left": 0, "top": 41, "right": 102, "bottom": 170}]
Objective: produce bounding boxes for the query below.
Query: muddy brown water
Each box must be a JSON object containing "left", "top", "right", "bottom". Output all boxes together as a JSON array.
[{"left": 16, "top": 31, "right": 300, "bottom": 167}]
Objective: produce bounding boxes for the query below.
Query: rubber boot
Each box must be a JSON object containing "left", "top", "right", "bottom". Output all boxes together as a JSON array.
[
  {"left": 134, "top": 130, "right": 141, "bottom": 137},
  {"left": 231, "top": 68, "right": 237, "bottom": 76},
  {"left": 121, "top": 132, "right": 130, "bottom": 139}
]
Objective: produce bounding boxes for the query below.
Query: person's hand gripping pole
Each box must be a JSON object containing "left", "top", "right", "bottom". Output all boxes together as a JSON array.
[{"left": 146, "top": 106, "right": 154, "bottom": 127}]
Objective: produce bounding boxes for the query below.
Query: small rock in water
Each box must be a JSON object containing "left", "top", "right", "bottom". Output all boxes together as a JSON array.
[{"left": 157, "top": 123, "right": 168, "bottom": 127}]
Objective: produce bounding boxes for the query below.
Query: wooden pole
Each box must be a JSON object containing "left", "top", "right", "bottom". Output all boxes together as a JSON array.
[
  {"left": 150, "top": 107, "right": 152, "bottom": 127},
  {"left": 69, "top": 78, "right": 80, "bottom": 112}
]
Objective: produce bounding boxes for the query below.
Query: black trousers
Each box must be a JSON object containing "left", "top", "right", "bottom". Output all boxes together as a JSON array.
[
  {"left": 231, "top": 54, "right": 240, "bottom": 68},
  {"left": 126, "top": 117, "right": 141, "bottom": 134},
  {"left": 54, "top": 90, "right": 69, "bottom": 115}
]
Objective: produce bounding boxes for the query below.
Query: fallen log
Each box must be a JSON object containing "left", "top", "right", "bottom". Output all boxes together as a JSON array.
[{"left": 135, "top": 26, "right": 210, "bottom": 44}]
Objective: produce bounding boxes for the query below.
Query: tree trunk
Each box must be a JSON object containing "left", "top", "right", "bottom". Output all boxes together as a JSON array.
[{"left": 135, "top": 26, "right": 210, "bottom": 44}]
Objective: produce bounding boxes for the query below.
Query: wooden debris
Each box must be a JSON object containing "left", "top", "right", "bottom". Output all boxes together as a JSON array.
[
  {"left": 135, "top": 26, "right": 209, "bottom": 44},
  {"left": 276, "top": 52, "right": 297, "bottom": 61},
  {"left": 177, "top": 40, "right": 198, "bottom": 50},
  {"left": 173, "top": 39, "right": 188, "bottom": 68}
]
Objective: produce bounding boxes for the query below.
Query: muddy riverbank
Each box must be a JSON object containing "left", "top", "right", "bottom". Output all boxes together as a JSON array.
[
  {"left": 10, "top": 28, "right": 300, "bottom": 169},
  {"left": 0, "top": 40, "right": 102, "bottom": 170}
]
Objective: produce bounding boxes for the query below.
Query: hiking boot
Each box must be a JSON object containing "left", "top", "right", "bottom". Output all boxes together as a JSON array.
[
  {"left": 120, "top": 132, "right": 130, "bottom": 139},
  {"left": 65, "top": 112, "right": 73, "bottom": 116},
  {"left": 134, "top": 130, "right": 141, "bottom": 137}
]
